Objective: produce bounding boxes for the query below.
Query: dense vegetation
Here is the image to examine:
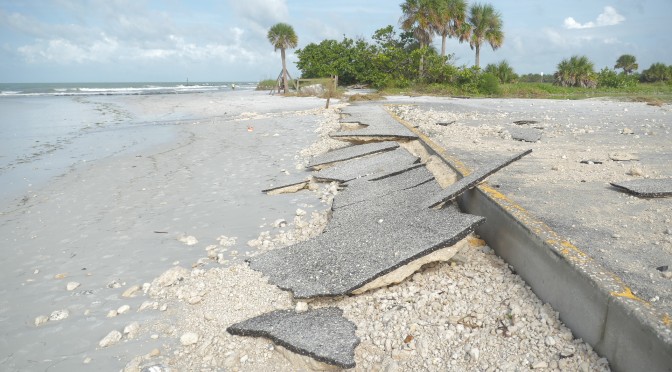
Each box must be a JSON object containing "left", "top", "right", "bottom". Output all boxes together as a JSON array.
[{"left": 288, "top": 1, "right": 671, "bottom": 99}]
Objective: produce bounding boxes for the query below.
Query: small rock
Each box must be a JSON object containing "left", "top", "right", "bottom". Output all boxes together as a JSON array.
[
  {"left": 159, "top": 303, "right": 168, "bottom": 311},
  {"left": 83, "top": 357, "right": 92, "bottom": 364},
  {"left": 123, "top": 321, "right": 140, "bottom": 339},
  {"left": 621, "top": 128, "right": 634, "bottom": 135},
  {"left": 107, "top": 310, "right": 118, "bottom": 318},
  {"left": 34, "top": 315, "right": 49, "bottom": 327},
  {"left": 273, "top": 219, "right": 287, "bottom": 228},
  {"left": 99, "top": 330, "right": 122, "bottom": 348},
  {"left": 533, "top": 361, "right": 548, "bottom": 369},
  {"left": 122, "top": 284, "right": 141, "bottom": 298},
  {"left": 609, "top": 152, "right": 638, "bottom": 161},
  {"left": 117, "top": 305, "right": 131, "bottom": 314},
  {"left": 545, "top": 336, "right": 556, "bottom": 346},
  {"left": 152, "top": 266, "right": 190, "bottom": 288},
  {"left": 180, "top": 332, "right": 199, "bottom": 346},
  {"left": 147, "top": 348, "right": 161, "bottom": 357},
  {"left": 295, "top": 301, "right": 309, "bottom": 313},
  {"left": 66, "top": 281, "right": 80, "bottom": 291},
  {"left": 54, "top": 273, "right": 68, "bottom": 279},
  {"left": 663, "top": 272, "right": 672, "bottom": 279},
  {"left": 626, "top": 166, "right": 644, "bottom": 177},
  {"left": 469, "top": 348, "right": 479, "bottom": 361},
  {"left": 656, "top": 265, "right": 669, "bottom": 272},
  {"left": 49, "top": 309, "right": 69, "bottom": 321},
  {"left": 188, "top": 296, "right": 202, "bottom": 305},
  {"left": 178, "top": 235, "right": 198, "bottom": 246},
  {"left": 138, "top": 300, "right": 154, "bottom": 312},
  {"left": 296, "top": 208, "right": 306, "bottom": 216}
]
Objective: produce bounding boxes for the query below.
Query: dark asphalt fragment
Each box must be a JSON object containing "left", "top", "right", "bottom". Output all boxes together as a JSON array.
[
  {"left": 507, "top": 127, "right": 542, "bottom": 143},
  {"left": 248, "top": 201, "right": 484, "bottom": 298},
  {"left": 227, "top": 307, "right": 360, "bottom": 369},
  {"left": 314, "top": 148, "right": 418, "bottom": 183},
  {"left": 610, "top": 178, "right": 672, "bottom": 198},
  {"left": 307, "top": 141, "right": 399, "bottom": 169},
  {"left": 331, "top": 104, "right": 418, "bottom": 141},
  {"left": 424, "top": 149, "right": 533, "bottom": 208}
]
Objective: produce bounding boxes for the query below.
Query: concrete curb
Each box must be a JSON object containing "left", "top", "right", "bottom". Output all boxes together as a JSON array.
[{"left": 387, "top": 106, "right": 672, "bottom": 372}]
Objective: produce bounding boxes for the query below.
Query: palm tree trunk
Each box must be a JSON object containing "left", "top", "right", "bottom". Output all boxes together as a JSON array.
[
  {"left": 475, "top": 44, "right": 480, "bottom": 68},
  {"left": 281, "top": 48, "right": 289, "bottom": 94},
  {"left": 441, "top": 34, "right": 447, "bottom": 57}
]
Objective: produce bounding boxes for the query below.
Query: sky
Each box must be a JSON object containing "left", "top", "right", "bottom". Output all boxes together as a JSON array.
[{"left": 0, "top": 0, "right": 670, "bottom": 83}]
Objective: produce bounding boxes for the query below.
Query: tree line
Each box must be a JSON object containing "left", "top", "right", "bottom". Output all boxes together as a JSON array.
[{"left": 266, "top": 1, "right": 671, "bottom": 94}]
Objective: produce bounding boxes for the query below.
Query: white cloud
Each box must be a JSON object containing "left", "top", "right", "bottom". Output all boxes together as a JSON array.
[
  {"left": 564, "top": 6, "right": 625, "bottom": 29},
  {"left": 227, "top": 0, "right": 288, "bottom": 27}
]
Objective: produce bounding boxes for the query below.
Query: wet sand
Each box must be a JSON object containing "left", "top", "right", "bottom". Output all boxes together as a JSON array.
[{"left": 0, "top": 90, "right": 333, "bottom": 371}]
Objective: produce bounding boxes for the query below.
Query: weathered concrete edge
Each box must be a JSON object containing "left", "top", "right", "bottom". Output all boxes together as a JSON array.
[{"left": 387, "top": 105, "right": 672, "bottom": 372}]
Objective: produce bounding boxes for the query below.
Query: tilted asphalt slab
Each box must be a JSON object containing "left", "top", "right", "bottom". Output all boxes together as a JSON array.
[
  {"left": 332, "top": 165, "right": 436, "bottom": 210},
  {"left": 313, "top": 147, "right": 419, "bottom": 183},
  {"left": 423, "top": 149, "right": 532, "bottom": 208},
  {"left": 248, "top": 201, "right": 484, "bottom": 298},
  {"left": 227, "top": 307, "right": 360, "bottom": 369},
  {"left": 610, "top": 178, "right": 672, "bottom": 198},
  {"left": 307, "top": 141, "right": 399, "bottom": 169}
]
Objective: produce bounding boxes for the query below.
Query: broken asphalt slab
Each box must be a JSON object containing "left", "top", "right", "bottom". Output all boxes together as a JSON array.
[
  {"left": 307, "top": 141, "right": 399, "bottom": 169},
  {"left": 331, "top": 105, "right": 418, "bottom": 141},
  {"left": 227, "top": 307, "right": 360, "bottom": 369},
  {"left": 424, "top": 149, "right": 532, "bottom": 208},
  {"left": 332, "top": 165, "right": 435, "bottom": 210},
  {"left": 507, "top": 127, "right": 543, "bottom": 143},
  {"left": 610, "top": 178, "right": 672, "bottom": 197},
  {"left": 313, "top": 147, "right": 418, "bottom": 183},
  {"left": 248, "top": 200, "right": 485, "bottom": 298}
]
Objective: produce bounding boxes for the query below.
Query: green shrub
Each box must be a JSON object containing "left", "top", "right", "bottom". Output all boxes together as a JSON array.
[
  {"left": 478, "top": 73, "right": 502, "bottom": 95},
  {"left": 597, "top": 68, "right": 638, "bottom": 88}
]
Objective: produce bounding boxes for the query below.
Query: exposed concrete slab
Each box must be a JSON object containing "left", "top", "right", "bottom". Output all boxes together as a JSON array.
[
  {"left": 424, "top": 149, "right": 532, "bottom": 208},
  {"left": 332, "top": 166, "right": 435, "bottom": 210},
  {"left": 331, "top": 105, "right": 418, "bottom": 141},
  {"left": 313, "top": 148, "right": 418, "bottom": 183},
  {"left": 610, "top": 178, "right": 672, "bottom": 197},
  {"left": 248, "top": 198, "right": 484, "bottom": 298},
  {"left": 227, "top": 307, "right": 359, "bottom": 369},
  {"left": 507, "top": 127, "right": 542, "bottom": 143},
  {"left": 307, "top": 141, "right": 399, "bottom": 169}
]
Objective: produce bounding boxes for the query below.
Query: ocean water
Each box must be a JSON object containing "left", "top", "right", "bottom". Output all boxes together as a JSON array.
[{"left": 0, "top": 82, "right": 255, "bottom": 205}]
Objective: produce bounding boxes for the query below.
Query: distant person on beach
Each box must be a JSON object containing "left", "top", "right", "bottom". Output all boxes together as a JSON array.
[{"left": 231, "top": 83, "right": 236, "bottom": 90}]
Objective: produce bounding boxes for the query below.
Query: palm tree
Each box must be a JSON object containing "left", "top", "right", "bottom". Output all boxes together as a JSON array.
[
  {"left": 267, "top": 23, "right": 298, "bottom": 94},
  {"left": 554, "top": 55, "right": 597, "bottom": 88},
  {"left": 433, "top": 0, "right": 468, "bottom": 57},
  {"left": 614, "top": 54, "right": 638, "bottom": 75},
  {"left": 466, "top": 3, "right": 504, "bottom": 68},
  {"left": 400, "top": 0, "right": 441, "bottom": 76}
]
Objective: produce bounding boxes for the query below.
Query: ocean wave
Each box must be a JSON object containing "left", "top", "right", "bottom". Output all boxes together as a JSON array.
[{"left": 0, "top": 82, "right": 256, "bottom": 97}]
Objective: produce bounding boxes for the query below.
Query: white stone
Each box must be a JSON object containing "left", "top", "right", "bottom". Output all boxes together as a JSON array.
[
  {"left": 178, "top": 235, "right": 198, "bottom": 246},
  {"left": 122, "top": 284, "right": 141, "bottom": 298},
  {"left": 99, "top": 330, "right": 122, "bottom": 348},
  {"left": 295, "top": 208, "right": 306, "bottom": 216},
  {"left": 469, "top": 348, "right": 479, "bottom": 361},
  {"left": 34, "top": 315, "right": 49, "bottom": 327},
  {"left": 66, "top": 281, "right": 80, "bottom": 291},
  {"left": 180, "top": 332, "right": 199, "bottom": 346},
  {"left": 49, "top": 309, "right": 69, "bottom": 321},
  {"left": 545, "top": 336, "right": 556, "bottom": 346},
  {"left": 152, "top": 266, "right": 190, "bottom": 289},
  {"left": 83, "top": 357, "right": 92, "bottom": 364},
  {"left": 107, "top": 310, "right": 118, "bottom": 317},
  {"left": 273, "top": 219, "right": 287, "bottom": 228},
  {"left": 533, "top": 361, "right": 548, "bottom": 369},
  {"left": 117, "top": 305, "right": 131, "bottom": 314},
  {"left": 295, "top": 301, "right": 309, "bottom": 313},
  {"left": 123, "top": 321, "right": 140, "bottom": 339}
]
